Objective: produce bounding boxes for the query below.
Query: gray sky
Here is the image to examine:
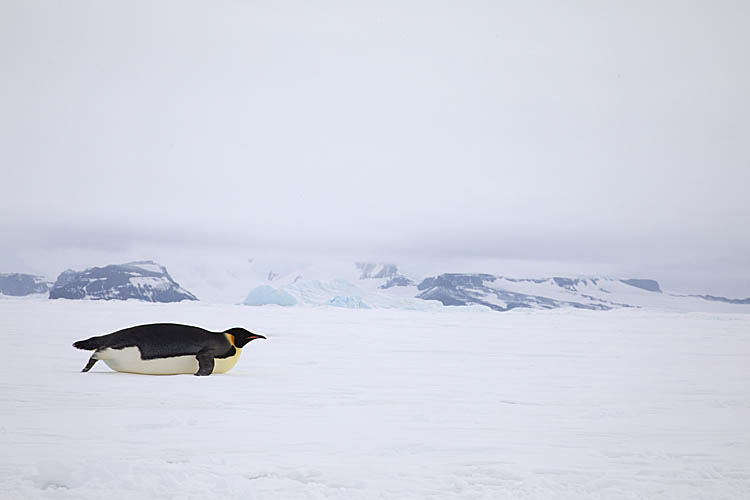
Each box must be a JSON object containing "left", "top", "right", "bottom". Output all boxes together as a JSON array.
[{"left": 2, "top": 1, "right": 749, "bottom": 295}]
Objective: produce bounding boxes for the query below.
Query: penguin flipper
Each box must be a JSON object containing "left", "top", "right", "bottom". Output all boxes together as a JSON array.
[
  {"left": 195, "top": 350, "right": 215, "bottom": 376},
  {"left": 82, "top": 355, "right": 98, "bottom": 372}
]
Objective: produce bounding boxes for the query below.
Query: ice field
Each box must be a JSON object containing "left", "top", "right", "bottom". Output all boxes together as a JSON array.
[{"left": 1, "top": 299, "right": 749, "bottom": 499}]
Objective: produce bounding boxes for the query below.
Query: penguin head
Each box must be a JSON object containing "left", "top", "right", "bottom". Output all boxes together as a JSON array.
[{"left": 224, "top": 328, "right": 266, "bottom": 348}]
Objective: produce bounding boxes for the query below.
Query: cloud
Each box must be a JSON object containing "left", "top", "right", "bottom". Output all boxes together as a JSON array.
[{"left": 1, "top": 1, "right": 748, "bottom": 294}]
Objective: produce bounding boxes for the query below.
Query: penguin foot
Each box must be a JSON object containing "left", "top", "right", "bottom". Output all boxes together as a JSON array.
[{"left": 82, "top": 356, "right": 98, "bottom": 372}]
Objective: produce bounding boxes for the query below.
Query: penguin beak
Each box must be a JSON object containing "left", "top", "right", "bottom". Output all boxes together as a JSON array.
[{"left": 250, "top": 334, "right": 267, "bottom": 340}]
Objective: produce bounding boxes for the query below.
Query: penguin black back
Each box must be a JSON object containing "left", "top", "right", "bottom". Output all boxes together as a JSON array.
[
  {"left": 74, "top": 323, "right": 229, "bottom": 359},
  {"left": 73, "top": 323, "right": 266, "bottom": 375}
]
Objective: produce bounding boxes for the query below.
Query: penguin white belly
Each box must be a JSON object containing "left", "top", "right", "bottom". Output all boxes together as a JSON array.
[
  {"left": 214, "top": 348, "right": 242, "bottom": 374},
  {"left": 98, "top": 347, "right": 199, "bottom": 375}
]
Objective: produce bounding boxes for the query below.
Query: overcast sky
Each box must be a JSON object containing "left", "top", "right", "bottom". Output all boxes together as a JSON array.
[{"left": 1, "top": 1, "right": 748, "bottom": 294}]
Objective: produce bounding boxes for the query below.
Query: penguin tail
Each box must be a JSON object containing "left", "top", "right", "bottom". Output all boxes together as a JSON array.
[{"left": 73, "top": 337, "right": 102, "bottom": 351}]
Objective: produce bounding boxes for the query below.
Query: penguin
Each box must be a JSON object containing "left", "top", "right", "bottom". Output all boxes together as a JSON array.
[{"left": 73, "top": 323, "right": 266, "bottom": 376}]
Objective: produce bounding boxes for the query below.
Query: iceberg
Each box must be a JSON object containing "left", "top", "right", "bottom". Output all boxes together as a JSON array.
[
  {"left": 329, "top": 295, "right": 371, "bottom": 309},
  {"left": 243, "top": 285, "right": 297, "bottom": 306}
]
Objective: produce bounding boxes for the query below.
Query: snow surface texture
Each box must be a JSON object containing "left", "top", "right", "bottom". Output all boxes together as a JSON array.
[{"left": 1, "top": 300, "right": 749, "bottom": 499}]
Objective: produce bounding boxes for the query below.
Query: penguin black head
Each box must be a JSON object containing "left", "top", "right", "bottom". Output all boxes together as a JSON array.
[{"left": 224, "top": 327, "right": 266, "bottom": 348}]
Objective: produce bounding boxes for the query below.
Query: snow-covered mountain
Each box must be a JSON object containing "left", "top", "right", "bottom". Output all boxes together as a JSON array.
[
  {"left": 414, "top": 274, "right": 750, "bottom": 312},
  {"left": 0, "top": 273, "right": 51, "bottom": 297},
  {"left": 48, "top": 261, "right": 198, "bottom": 302},
  {"left": 236, "top": 260, "right": 749, "bottom": 312},
  {"left": 416, "top": 274, "right": 645, "bottom": 311},
  {"left": 6, "top": 254, "right": 748, "bottom": 312}
]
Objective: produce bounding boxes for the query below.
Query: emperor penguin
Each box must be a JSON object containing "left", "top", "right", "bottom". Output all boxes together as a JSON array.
[{"left": 73, "top": 323, "right": 266, "bottom": 376}]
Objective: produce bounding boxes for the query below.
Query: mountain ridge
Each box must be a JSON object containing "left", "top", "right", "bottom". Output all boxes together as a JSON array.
[{"left": 48, "top": 261, "right": 198, "bottom": 302}]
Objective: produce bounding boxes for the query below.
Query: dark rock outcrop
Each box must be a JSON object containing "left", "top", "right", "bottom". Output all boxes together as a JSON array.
[
  {"left": 380, "top": 275, "right": 415, "bottom": 289},
  {"left": 551, "top": 277, "right": 599, "bottom": 291},
  {"left": 417, "top": 273, "right": 496, "bottom": 291},
  {"left": 0, "top": 273, "right": 51, "bottom": 296},
  {"left": 416, "top": 273, "right": 613, "bottom": 311},
  {"left": 49, "top": 261, "right": 197, "bottom": 302},
  {"left": 357, "top": 262, "right": 414, "bottom": 289},
  {"left": 695, "top": 294, "right": 750, "bottom": 305},
  {"left": 621, "top": 279, "right": 662, "bottom": 293}
]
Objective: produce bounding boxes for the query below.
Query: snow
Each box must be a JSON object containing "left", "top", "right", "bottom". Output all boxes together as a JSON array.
[
  {"left": 33, "top": 461, "right": 76, "bottom": 490},
  {"left": 1, "top": 300, "right": 749, "bottom": 499},
  {"left": 129, "top": 276, "right": 172, "bottom": 291},
  {"left": 282, "top": 277, "right": 436, "bottom": 310},
  {"left": 328, "top": 295, "right": 371, "bottom": 309},
  {"left": 127, "top": 261, "right": 165, "bottom": 274},
  {"left": 103, "top": 253, "right": 750, "bottom": 311},
  {"left": 0, "top": 292, "right": 48, "bottom": 301}
]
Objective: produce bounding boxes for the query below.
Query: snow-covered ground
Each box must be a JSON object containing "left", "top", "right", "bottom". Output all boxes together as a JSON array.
[{"left": 1, "top": 300, "right": 749, "bottom": 499}]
